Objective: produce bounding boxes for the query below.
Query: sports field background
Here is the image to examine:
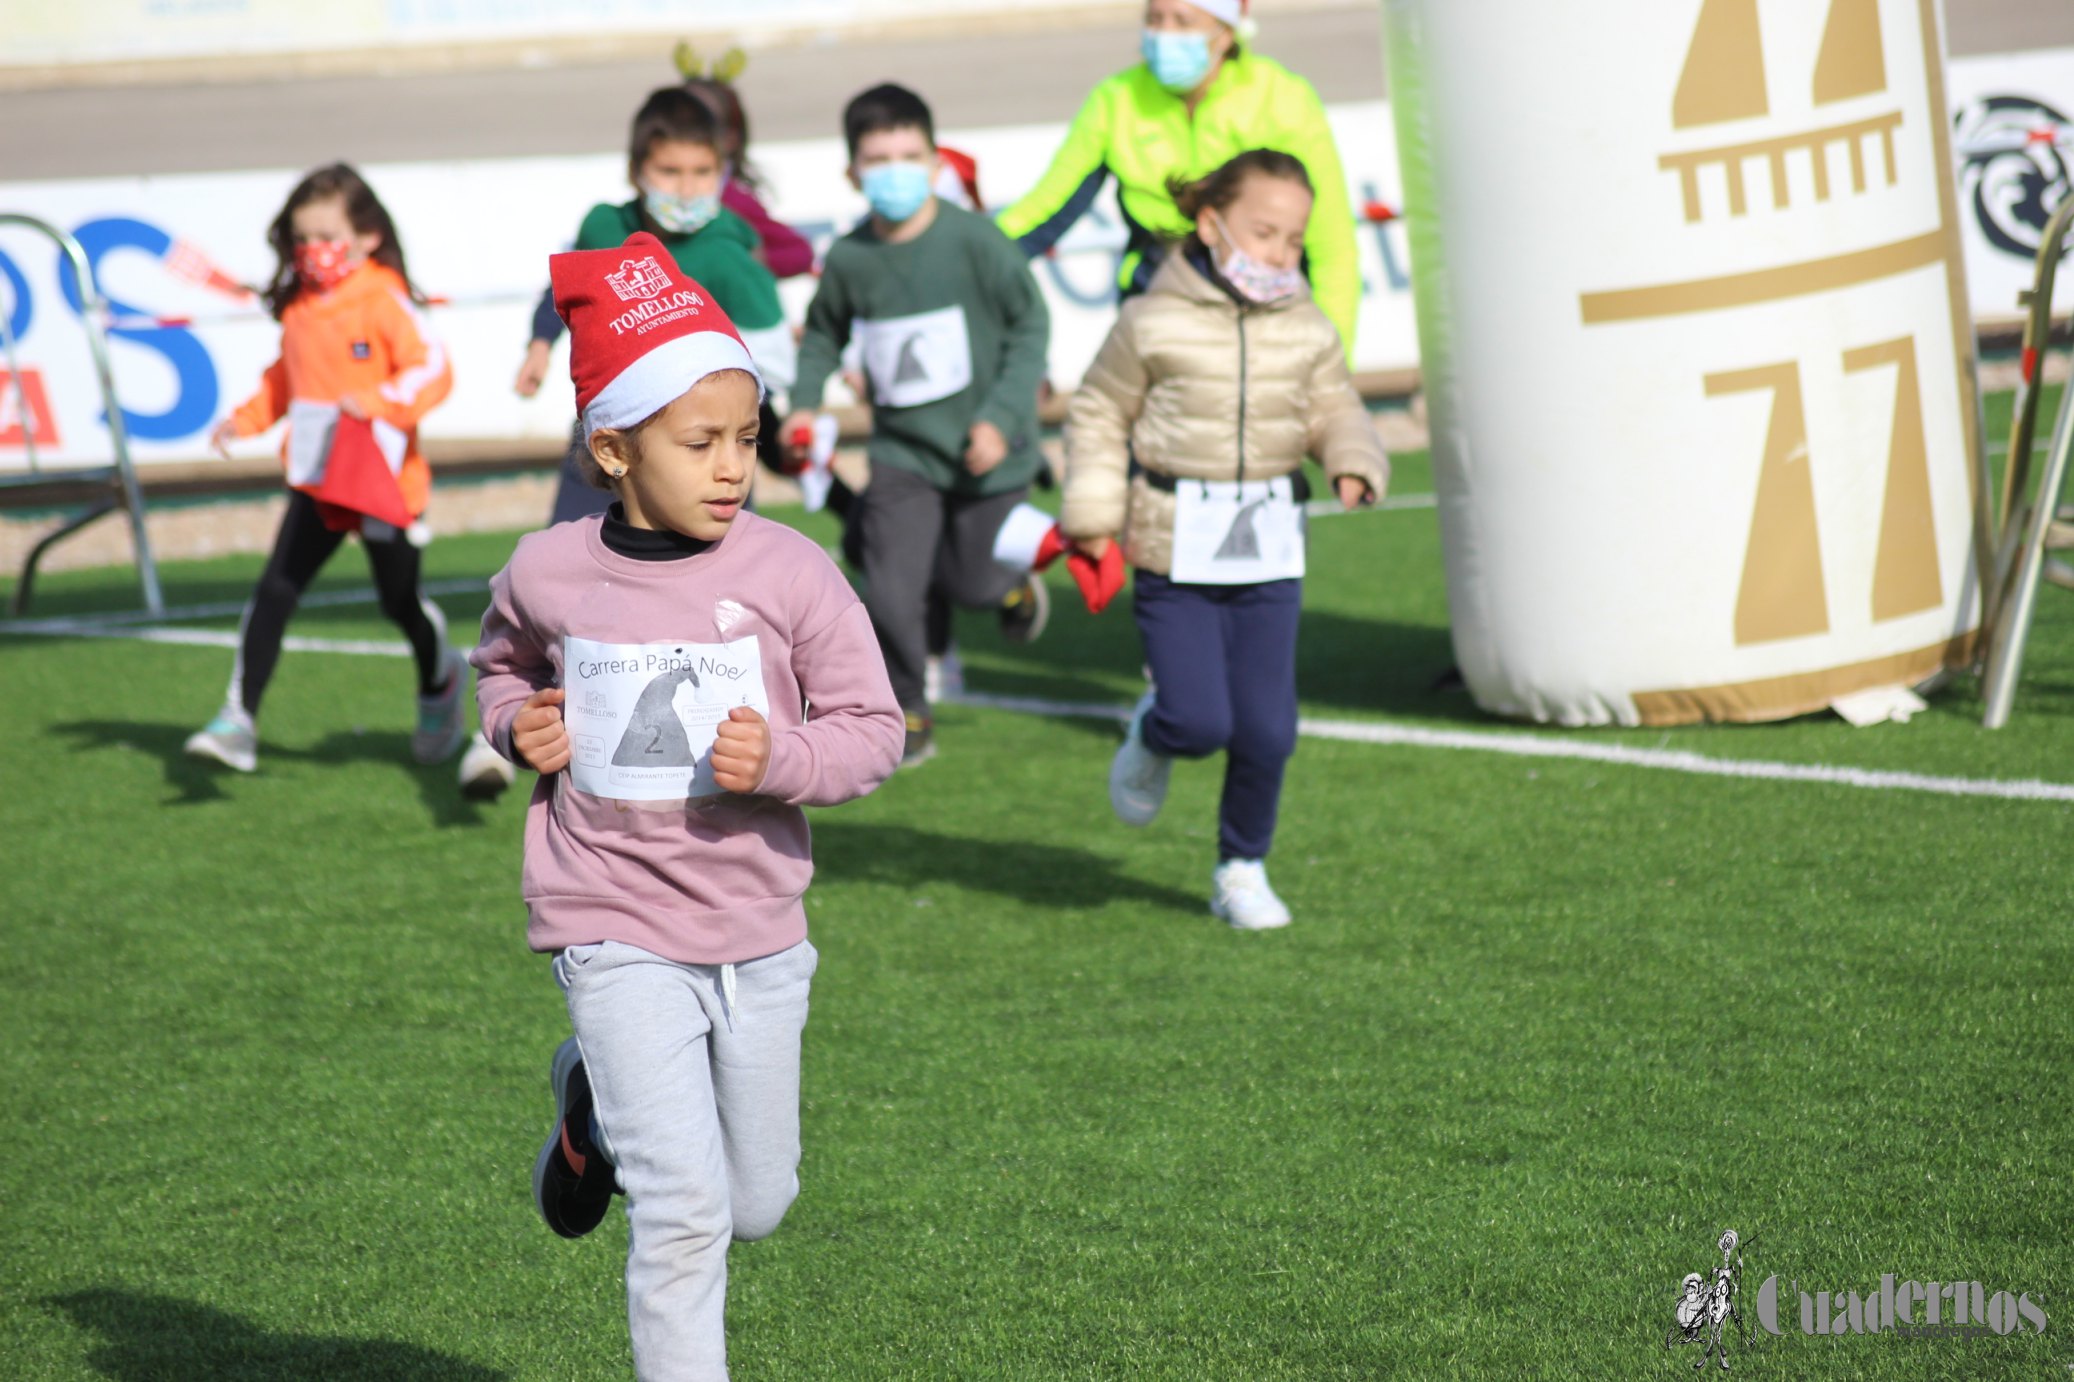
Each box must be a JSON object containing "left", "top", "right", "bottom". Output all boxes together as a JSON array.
[{"left": 3, "top": 388, "right": 2069, "bottom": 1378}]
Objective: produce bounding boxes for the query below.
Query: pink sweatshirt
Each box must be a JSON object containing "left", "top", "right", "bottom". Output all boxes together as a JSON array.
[{"left": 472, "top": 511, "right": 904, "bottom": 964}]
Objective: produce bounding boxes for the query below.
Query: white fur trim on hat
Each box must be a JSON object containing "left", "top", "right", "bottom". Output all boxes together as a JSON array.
[{"left": 580, "top": 331, "right": 762, "bottom": 438}]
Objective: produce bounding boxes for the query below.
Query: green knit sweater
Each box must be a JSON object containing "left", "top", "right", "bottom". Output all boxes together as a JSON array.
[
  {"left": 573, "top": 199, "right": 784, "bottom": 332},
  {"left": 793, "top": 203, "right": 1050, "bottom": 496}
]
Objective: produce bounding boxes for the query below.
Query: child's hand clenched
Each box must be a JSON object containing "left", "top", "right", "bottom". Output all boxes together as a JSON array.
[
  {"left": 513, "top": 687, "right": 571, "bottom": 774},
  {"left": 711, "top": 706, "right": 772, "bottom": 794}
]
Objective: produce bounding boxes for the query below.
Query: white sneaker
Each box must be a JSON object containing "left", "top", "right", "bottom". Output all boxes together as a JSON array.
[
  {"left": 184, "top": 708, "right": 257, "bottom": 773},
  {"left": 458, "top": 731, "right": 516, "bottom": 801},
  {"left": 1211, "top": 858, "right": 1293, "bottom": 930},
  {"left": 1108, "top": 690, "right": 1171, "bottom": 827},
  {"left": 924, "top": 646, "right": 965, "bottom": 704},
  {"left": 413, "top": 647, "right": 470, "bottom": 764}
]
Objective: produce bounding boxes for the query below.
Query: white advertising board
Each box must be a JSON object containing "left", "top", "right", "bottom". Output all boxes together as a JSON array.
[
  {"left": 0, "top": 46, "right": 2062, "bottom": 479},
  {"left": 0, "top": 101, "right": 1414, "bottom": 469}
]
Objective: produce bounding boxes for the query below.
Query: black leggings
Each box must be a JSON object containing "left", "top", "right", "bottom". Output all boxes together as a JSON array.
[{"left": 230, "top": 491, "right": 448, "bottom": 717}]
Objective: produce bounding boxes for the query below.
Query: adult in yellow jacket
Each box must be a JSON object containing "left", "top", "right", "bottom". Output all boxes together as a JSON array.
[{"left": 996, "top": 0, "right": 1360, "bottom": 358}]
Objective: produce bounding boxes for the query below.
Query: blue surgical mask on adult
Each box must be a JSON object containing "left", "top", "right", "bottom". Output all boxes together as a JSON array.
[
  {"left": 1142, "top": 29, "right": 1214, "bottom": 93},
  {"left": 861, "top": 162, "right": 933, "bottom": 223},
  {"left": 642, "top": 185, "right": 720, "bottom": 235}
]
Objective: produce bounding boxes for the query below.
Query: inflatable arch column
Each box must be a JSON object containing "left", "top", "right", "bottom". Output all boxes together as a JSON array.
[{"left": 1382, "top": 0, "right": 1984, "bottom": 725}]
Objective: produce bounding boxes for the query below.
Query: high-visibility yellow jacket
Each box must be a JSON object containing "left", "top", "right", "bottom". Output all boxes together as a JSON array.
[{"left": 997, "top": 51, "right": 1360, "bottom": 359}]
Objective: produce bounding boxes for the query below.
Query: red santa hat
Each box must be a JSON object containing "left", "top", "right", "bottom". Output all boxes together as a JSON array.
[{"left": 550, "top": 231, "right": 762, "bottom": 439}]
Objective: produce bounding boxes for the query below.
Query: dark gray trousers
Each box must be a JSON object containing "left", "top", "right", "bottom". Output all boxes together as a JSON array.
[{"left": 855, "top": 464, "right": 1025, "bottom": 714}]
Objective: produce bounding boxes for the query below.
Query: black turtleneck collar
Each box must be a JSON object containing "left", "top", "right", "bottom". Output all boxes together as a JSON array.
[{"left": 600, "top": 502, "right": 716, "bottom": 561}]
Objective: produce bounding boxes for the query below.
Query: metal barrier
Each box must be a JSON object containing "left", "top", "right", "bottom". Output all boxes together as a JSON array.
[
  {"left": 1977, "top": 196, "right": 2074, "bottom": 729},
  {"left": 0, "top": 212, "right": 163, "bottom": 617}
]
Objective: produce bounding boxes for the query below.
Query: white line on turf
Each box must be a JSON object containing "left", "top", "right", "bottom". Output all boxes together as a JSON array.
[
  {"left": 947, "top": 690, "right": 2074, "bottom": 804},
  {"left": 16, "top": 621, "right": 413, "bottom": 656},
  {"left": 1304, "top": 492, "right": 1437, "bottom": 517},
  {"left": 0, "top": 576, "right": 486, "bottom": 635},
  {"left": 13, "top": 557, "right": 2070, "bottom": 804}
]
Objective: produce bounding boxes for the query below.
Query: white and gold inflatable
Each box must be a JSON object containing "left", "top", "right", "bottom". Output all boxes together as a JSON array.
[{"left": 1383, "top": 0, "right": 1983, "bottom": 725}]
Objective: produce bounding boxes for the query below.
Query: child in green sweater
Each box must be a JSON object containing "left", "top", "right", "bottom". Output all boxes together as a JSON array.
[
  {"left": 784, "top": 83, "right": 1052, "bottom": 766},
  {"left": 518, "top": 85, "right": 794, "bottom": 526}
]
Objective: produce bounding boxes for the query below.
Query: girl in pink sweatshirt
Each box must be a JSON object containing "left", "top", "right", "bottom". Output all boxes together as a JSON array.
[{"left": 472, "top": 232, "right": 903, "bottom": 1381}]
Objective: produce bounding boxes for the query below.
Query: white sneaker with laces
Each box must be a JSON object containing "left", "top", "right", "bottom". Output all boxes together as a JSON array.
[
  {"left": 457, "top": 731, "right": 516, "bottom": 800},
  {"left": 1108, "top": 690, "right": 1171, "bottom": 827},
  {"left": 1211, "top": 858, "right": 1293, "bottom": 930},
  {"left": 184, "top": 708, "right": 257, "bottom": 773}
]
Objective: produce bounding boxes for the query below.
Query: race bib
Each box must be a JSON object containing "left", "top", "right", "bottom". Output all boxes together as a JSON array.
[
  {"left": 1167, "top": 477, "right": 1307, "bottom": 585},
  {"left": 562, "top": 635, "right": 770, "bottom": 801},
  {"left": 855, "top": 305, "right": 972, "bottom": 408},
  {"left": 285, "top": 400, "right": 340, "bottom": 486}
]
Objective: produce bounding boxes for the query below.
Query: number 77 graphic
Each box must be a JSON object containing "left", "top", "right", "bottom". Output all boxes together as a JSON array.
[{"left": 1705, "top": 335, "right": 1943, "bottom": 647}]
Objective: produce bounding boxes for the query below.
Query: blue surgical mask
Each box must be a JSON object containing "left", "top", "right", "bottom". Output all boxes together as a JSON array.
[
  {"left": 642, "top": 185, "right": 720, "bottom": 235},
  {"left": 1142, "top": 28, "right": 1214, "bottom": 93},
  {"left": 861, "top": 162, "right": 933, "bottom": 223}
]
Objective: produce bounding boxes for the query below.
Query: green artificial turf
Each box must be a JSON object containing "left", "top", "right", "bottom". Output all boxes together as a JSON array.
[{"left": 2, "top": 397, "right": 2070, "bottom": 1379}]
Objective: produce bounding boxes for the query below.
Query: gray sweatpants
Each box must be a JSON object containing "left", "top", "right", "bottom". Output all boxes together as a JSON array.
[{"left": 554, "top": 937, "right": 819, "bottom": 1382}]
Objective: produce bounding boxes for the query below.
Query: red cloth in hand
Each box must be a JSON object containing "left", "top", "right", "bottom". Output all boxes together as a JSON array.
[
  {"left": 301, "top": 414, "right": 414, "bottom": 531},
  {"left": 1067, "top": 542, "right": 1126, "bottom": 615},
  {"left": 1030, "top": 522, "right": 1071, "bottom": 573}
]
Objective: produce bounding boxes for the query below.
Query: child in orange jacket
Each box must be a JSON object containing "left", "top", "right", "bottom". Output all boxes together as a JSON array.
[{"left": 185, "top": 163, "right": 464, "bottom": 776}]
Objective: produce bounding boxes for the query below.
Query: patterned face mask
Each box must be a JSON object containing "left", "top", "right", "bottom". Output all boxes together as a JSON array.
[
  {"left": 294, "top": 239, "right": 357, "bottom": 293},
  {"left": 643, "top": 185, "right": 722, "bottom": 235},
  {"left": 1210, "top": 213, "right": 1305, "bottom": 303}
]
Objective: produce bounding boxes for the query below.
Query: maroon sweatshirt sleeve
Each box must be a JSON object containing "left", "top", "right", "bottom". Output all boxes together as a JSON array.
[{"left": 724, "top": 181, "right": 816, "bottom": 280}]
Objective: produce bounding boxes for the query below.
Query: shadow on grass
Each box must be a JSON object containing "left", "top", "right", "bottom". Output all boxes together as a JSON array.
[
  {"left": 811, "top": 820, "right": 1201, "bottom": 916},
  {"left": 50, "top": 720, "right": 489, "bottom": 826},
  {"left": 958, "top": 602, "right": 1476, "bottom": 726},
  {"left": 47, "top": 1289, "right": 505, "bottom": 1382}
]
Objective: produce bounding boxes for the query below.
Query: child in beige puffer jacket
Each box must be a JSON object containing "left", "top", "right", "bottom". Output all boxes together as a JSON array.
[{"left": 1062, "top": 148, "right": 1389, "bottom": 930}]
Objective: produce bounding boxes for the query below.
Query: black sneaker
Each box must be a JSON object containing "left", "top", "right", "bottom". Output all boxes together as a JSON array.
[
  {"left": 901, "top": 713, "right": 936, "bottom": 768},
  {"left": 532, "top": 1038, "right": 617, "bottom": 1239},
  {"left": 998, "top": 575, "right": 1050, "bottom": 645}
]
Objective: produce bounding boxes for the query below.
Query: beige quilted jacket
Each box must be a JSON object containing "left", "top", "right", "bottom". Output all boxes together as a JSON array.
[{"left": 1061, "top": 247, "right": 1389, "bottom": 576}]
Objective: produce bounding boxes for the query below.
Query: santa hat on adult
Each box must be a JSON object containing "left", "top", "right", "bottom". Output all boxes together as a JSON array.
[
  {"left": 550, "top": 230, "right": 763, "bottom": 440},
  {"left": 1186, "top": 0, "right": 1256, "bottom": 41}
]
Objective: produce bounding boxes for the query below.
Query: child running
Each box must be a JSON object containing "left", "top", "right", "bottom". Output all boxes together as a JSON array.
[
  {"left": 473, "top": 233, "right": 903, "bottom": 1380},
  {"left": 185, "top": 163, "right": 459, "bottom": 774},
  {"left": 783, "top": 83, "right": 1052, "bottom": 766},
  {"left": 1062, "top": 149, "right": 1389, "bottom": 929},
  {"left": 674, "top": 48, "right": 817, "bottom": 280},
  {"left": 514, "top": 85, "right": 795, "bottom": 526}
]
